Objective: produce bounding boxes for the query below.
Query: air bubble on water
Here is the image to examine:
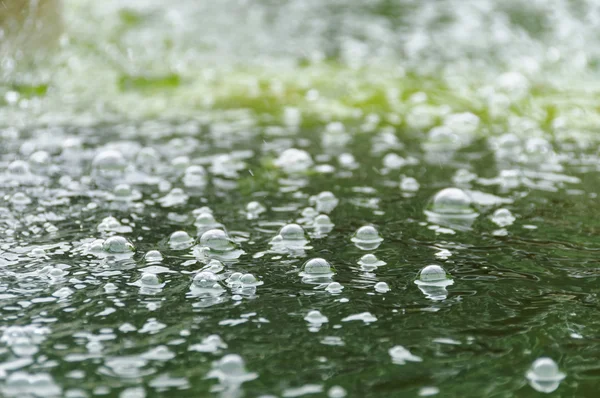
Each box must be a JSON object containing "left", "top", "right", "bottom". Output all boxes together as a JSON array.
[
  {"left": 1, "top": 325, "right": 49, "bottom": 357},
  {"left": 239, "top": 273, "right": 263, "bottom": 286},
  {"left": 338, "top": 153, "right": 358, "bottom": 170},
  {"left": 423, "top": 126, "right": 461, "bottom": 152},
  {"left": 207, "top": 354, "right": 258, "bottom": 385},
  {"left": 158, "top": 188, "right": 189, "bottom": 208},
  {"left": 193, "top": 206, "right": 213, "bottom": 216},
  {"left": 245, "top": 201, "right": 266, "bottom": 220},
  {"left": 351, "top": 225, "right": 383, "bottom": 250},
  {"left": 374, "top": 282, "right": 390, "bottom": 293},
  {"left": 28, "top": 247, "right": 47, "bottom": 258},
  {"left": 271, "top": 223, "right": 309, "bottom": 251},
  {"left": 97, "top": 216, "right": 132, "bottom": 234},
  {"left": 425, "top": 188, "right": 478, "bottom": 230},
  {"left": 313, "top": 214, "right": 334, "bottom": 235},
  {"left": 415, "top": 265, "right": 453, "bottom": 287},
  {"left": 523, "top": 137, "right": 556, "bottom": 166},
  {"left": 328, "top": 386, "right": 347, "bottom": 398},
  {"left": 491, "top": 208, "right": 516, "bottom": 227},
  {"left": 183, "top": 165, "right": 207, "bottom": 188},
  {"left": 201, "top": 259, "right": 225, "bottom": 274},
  {"left": 189, "top": 334, "right": 228, "bottom": 353},
  {"left": 383, "top": 153, "right": 406, "bottom": 170},
  {"left": 310, "top": 191, "right": 339, "bottom": 213},
  {"left": 140, "top": 345, "right": 175, "bottom": 362},
  {"left": 169, "top": 231, "right": 195, "bottom": 250},
  {"left": 8, "top": 160, "right": 31, "bottom": 176},
  {"left": 171, "top": 156, "right": 191, "bottom": 173},
  {"left": 443, "top": 112, "right": 479, "bottom": 136},
  {"left": 358, "top": 254, "right": 386, "bottom": 268},
  {"left": 388, "top": 345, "right": 423, "bottom": 365},
  {"left": 110, "top": 184, "right": 141, "bottom": 202},
  {"left": 400, "top": 176, "right": 420, "bottom": 192},
  {"left": 491, "top": 133, "right": 522, "bottom": 161},
  {"left": 452, "top": 169, "right": 477, "bottom": 186},
  {"left": 144, "top": 250, "right": 164, "bottom": 263},
  {"left": 325, "top": 282, "right": 344, "bottom": 294},
  {"left": 199, "top": 229, "right": 233, "bottom": 252},
  {"left": 10, "top": 192, "right": 32, "bottom": 206},
  {"left": 135, "top": 147, "right": 161, "bottom": 172},
  {"left": 526, "top": 357, "right": 565, "bottom": 393},
  {"left": 274, "top": 148, "right": 313, "bottom": 174},
  {"left": 2, "top": 372, "right": 61, "bottom": 397},
  {"left": 304, "top": 310, "right": 328, "bottom": 331},
  {"left": 52, "top": 287, "right": 74, "bottom": 299},
  {"left": 300, "top": 258, "right": 334, "bottom": 279},
  {"left": 102, "top": 236, "right": 135, "bottom": 254},
  {"left": 92, "top": 150, "right": 127, "bottom": 181},
  {"left": 194, "top": 212, "right": 224, "bottom": 235},
  {"left": 341, "top": 312, "right": 377, "bottom": 324},
  {"left": 192, "top": 271, "right": 222, "bottom": 289}
]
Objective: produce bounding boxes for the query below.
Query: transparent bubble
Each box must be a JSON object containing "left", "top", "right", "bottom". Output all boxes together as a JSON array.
[
  {"left": 374, "top": 282, "right": 390, "bottom": 293},
  {"left": 199, "top": 229, "right": 233, "bottom": 252},
  {"left": 491, "top": 133, "right": 522, "bottom": 160},
  {"left": 144, "top": 250, "right": 163, "bottom": 262},
  {"left": 301, "top": 258, "right": 334, "bottom": 277},
  {"left": 415, "top": 265, "right": 452, "bottom": 285},
  {"left": 526, "top": 357, "right": 565, "bottom": 393},
  {"left": 183, "top": 165, "right": 207, "bottom": 188},
  {"left": 10, "top": 192, "right": 32, "bottom": 206},
  {"left": 97, "top": 216, "right": 132, "bottom": 234},
  {"left": 328, "top": 386, "right": 347, "bottom": 398},
  {"left": 400, "top": 176, "right": 420, "bottom": 192},
  {"left": 8, "top": 159, "right": 31, "bottom": 176},
  {"left": 193, "top": 206, "right": 213, "bottom": 216},
  {"left": 102, "top": 236, "right": 135, "bottom": 253},
  {"left": 358, "top": 254, "right": 386, "bottom": 267},
  {"left": 135, "top": 147, "right": 160, "bottom": 171},
  {"left": 189, "top": 334, "right": 228, "bottom": 353},
  {"left": 207, "top": 354, "right": 257, "bottom": 384},
  {"left": 193, "top": 271, "right": 220, "bottom": 288},
  {"left": 313, "top": 214, "right": 334, "bottom": 235},
  {"left": 169, "top": 230, "right": 194, "bottom": 250},
  {"left": 201, "top": 259, "right": 225, "bottom": 274},
  {"left": 194, "top": 212, "right": 223, "bottom": 234},
  {"left": 351, "top": 225, "right": 383, "bottom": 250},
  {"left": 92, "top": 150, "right": 126, "bottom": 176},
  {"left": 140, "top": 273, "right": 161, "bottom": 287},
  {"left": 158, "top": 188, "right": 189, "bottom": 207},
  {"left": 245, "top": 201, "right": 266, "bottom": 220},
  {"left": 389, "top": 345, "right": 422, "bottom": 365},
  {"left": 304, "top": 310, "right": 328, "bottom": 328},
  {"left": 111, "top": 184, "right": 141, "bottom": 202},
  {"left": 312, "top": 191, "right": 339, "bottom": 213},
  {"left": 3, "top": 372, "right": 61, "bottom": 397},
  {"left": 274, "top": 148, "right": 313, "bottom": 174},
  {"left": 443, "top": 112, "right": 480, "bottom": 135},
  {"left": 491, "top": 208, "right": 516, "bottom": 227},
  {"left": 325, "top": 282, "right": 344, "bottom": 294},
  {"left": 240, "top": 273, "right": 263, "bottom": 286},
  {"left": 425, "top": 188, "right": 478, "bottom": 230}
]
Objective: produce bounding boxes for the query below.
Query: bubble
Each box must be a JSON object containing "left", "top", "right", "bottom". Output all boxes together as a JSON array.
[
  {"left": 1, "top": 325, "right": 49, "bottom": 357},
  {"left": 351, "top": 225, "right": 383, "bottom": 250},
  {"left": 29, "top": 248, "right": 47, "bottom": 258},
  {"left": 491, "top": 133, "right": 522, "bottom": 160},
  {"left": 3, "top": 372, "right": 61, "bottom": 397},
  {"left": 313, "top": 214, "right": 334, "bottom": 235},
  {"left": 192, "top": 206, "right": 213, "bottom": 216},
  {"left": 400, "top": 176, "right": 420, "bottom": 192},
  {"left": 169, "top": 230, "right": 194, "bottom": 250},
  {"left": 158, "top": 188, "right": 189, "bottom": 207},
  {"left": 383, "top": 153, "right": 406, "bottom": 170},
  {"left": 312, "top": 191, "right": 339, "bottom": 213},
  {"left": 92, "top": 150, "right": 126, "bottom": 177},
  {"left": 328, "top": 386, "right": 347, "bottom": 398},
  {"left": 240, "top": 273, "right": 263, "bottom": 286},
  {"left": 358, "top": 254, "right": 386, "bottom": 267},
  {"left": 325, "top": 282, "right": 344, "bottom": 294},
  {"left": 140, "top": 273, "right": 161, "bottom": 287},
  {"left": 193, "top": 271, "right": 220, "bottom": 288},
  {"left": 199, "top": 229, "right": 234, "bottom": 252},
  {"left": 389, "top": 345, "right": 423, "bottom": 365},
  {"left": 424, "top": 126, "right": 461, "bottom": 150},
  {"left": 526, "top": 357, "right": 565, "bottom": 393},
  {"left": 415, "top": 265, "right": 453, "bottom": 286},
  {"left": 271, "top": 223, "right": 309, "bottom": 251},
  {"left": 341, "top": 312, "right": 377, "bottom": 323},
  {"left": 207, "top": 354, "right": 257, "bottom": 384},
  {"left": 201, "top": 259, "right": 224, "bottom": 274},
  {"left": 10, "top": 192, "right": 32, "bottom": 206},
  {"left": 491, "top": 208, "right": 516, "bottom": 227},
  {"left": 189, "top": 334, "right": 228, "bottom": 353},
  {"left": 111, "top": 184, "right": 141, "bottom": 202},
  {"left": 144, "top": 250, "right": 163, "bottom": 262},
  {"left": 183, "top": 165, "right": 207, "bottom": 188},
  {"left": 301, "top": 258, "right": 333, "bottom": 276},
  {"left": 135, "top": 147, "right": 160, "bottom": 172},
  {"left": 97, "top": 216, "right": 132, "bottom": 234},
  {"left": 374, "top": 282, "right": 390, "bottom": 293},
  {"left": 245, "top": 201, "right": 266, "bottom": 219},
  {"left": 443, "top": 112, "right": 480, "bottom": 135},
  {"left": 194, "top": 212, "right": 223, "bottom": 234},
  {"left": 102, "top": 236, "right": 135, "bottom": 253},
  {"left": 304, "top": 310, "right": 328, "bottom": 331},
  {"left": 274, "top": 148, "right": 313, "bottom": 174},
  {"left": 8, "top": 159, "right": 31, "bottom": 176},
  {"left": 425, "top": 188, "right": 478, "bottom": 230}
]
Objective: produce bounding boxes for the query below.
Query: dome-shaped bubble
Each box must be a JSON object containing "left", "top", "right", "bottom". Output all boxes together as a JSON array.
[
  {"left": 358, "top": 254, "right": 383, "bottom": 266},
  {"left": 374, "top": 282, "right": 390, "bottom": 293},
  {"left": 240, "top": 273, "right": 263, "bottom": 286},
  {"left": 8, "top": 160, "right": 31, "bottom": 175},
  {"left": 304, "top": 310, "right": 328, "bottom": 324},
  {"left": 274, "top": 148, "right": 313, "bottom": 174},
  {"left": 429, "top": 188, "right": 475, "bottom": 215},
  {"left": 314, "top": 214, "right": 332, "bottom": 226},
  {"left": 140, "top": 273, "right": 160, "bottom": 287},
  {"left": 415, "top": 265, "right": 453, "bottom": 287},
  {"left": 313, "top": 191, "right": 339, "bottom": 213},
  {"left": 400, "top": 177, "right": 420, "bottom": 192},
  {"left": 10, "top": 192, "right": 32, "bottom": 206},
  {"left": 491, "top": 208, "right": 516, "bottom": 227},
  {"left": 351, "top": 225, "right": 383, "bottom": 250},
  {"left": 193, "top": 271, "right": 220, "bottom": 288},
  {"left": 202, "top": 259, "right": 224, "bottom": 274},
  {"left": 200, "top": 229, "right": 233, "bottom": 252},
  {"left": 169, "top": 230, "right": 194, "bottom": 250},
  {"left": 92, "top": 150, "right": 126, "bottom": 172},
  {"left": 211, "top": 354, "right": 257, "bottom": 382},
  {"left": 527, "top": 358, "right": 565, "bottom": 381},
  {"left": 193, "top": 206, "right": 213, "bottom": 216},
  {"left": 144, "top": 250, "right": 163, "bottom": 262},
  {"left": 194, "top": 213, "right": 223, "bottom": 233},
  {"left": 279, "top": 223, "right": 306, "bottom": 240},
  {"left": 246, "top": 201, "right": 266, "bottom": 220},
  {"left": 111, "top": 184, "right": 140, "bottom": 202},
  {"left": 426, "top": 126, "right": 461, "bottom": 148},
  {"left": 302, "top": 258, "right": 333, "bottom": 275},
  {"left": 325, "top": 282, "right": 344, "bottom": 293},
  {"left": 158, "top": 188, "right": 189, "bottom": 207},
  {"left": 183, "top": 165, "right": 207, "bottom": 188},
  {"left": 225, "top": 272, "right": 243, "bottom": 286},
  {"left": 135, "top": 147, "right": 160, "bottom": 170},
  {"left": 102, "top": 236, "right": 134, "bottom": 253}
]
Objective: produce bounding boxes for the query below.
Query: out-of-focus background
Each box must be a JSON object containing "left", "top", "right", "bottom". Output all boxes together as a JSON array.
[{"left": 2, "top": 0, "right": 600, "bottom": 135}]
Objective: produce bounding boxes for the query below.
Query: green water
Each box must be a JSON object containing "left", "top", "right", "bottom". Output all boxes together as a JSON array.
[{"left": 3, "top": 1, "right": 600, "bottom": 397}]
